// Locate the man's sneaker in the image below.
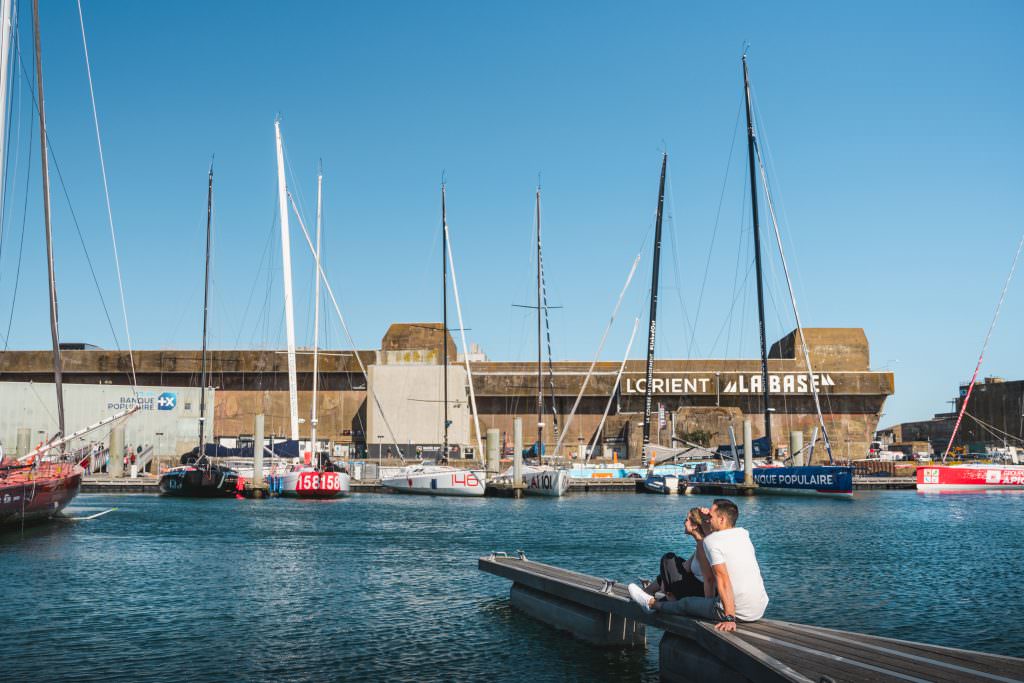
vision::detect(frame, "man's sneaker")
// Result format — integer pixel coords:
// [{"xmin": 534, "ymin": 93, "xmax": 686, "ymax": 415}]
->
[
  {"xmin": 654, "ymin": 591, "xmax": 666, "ymax": 600},
  {"xmin": 627, "ymin": 583, "xmax": 654, "ymax": 614}
]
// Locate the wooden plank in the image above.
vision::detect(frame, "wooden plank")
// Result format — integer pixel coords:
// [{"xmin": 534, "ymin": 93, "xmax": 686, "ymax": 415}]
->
[{"xmin": 746, "ymin": 621, "xmax": 970, "ymax": 683}]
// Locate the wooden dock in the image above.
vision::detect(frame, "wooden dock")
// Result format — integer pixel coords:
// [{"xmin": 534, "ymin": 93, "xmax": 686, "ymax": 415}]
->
[{"xmin": 479, "ymin": 553, "xmax": 1022, "ymax": 682}]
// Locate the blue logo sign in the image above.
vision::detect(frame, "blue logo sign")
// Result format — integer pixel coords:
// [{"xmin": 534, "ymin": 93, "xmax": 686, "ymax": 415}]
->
[{"xmin": 157, "ymin": 392, "xmax": 177, "ymax": 411}]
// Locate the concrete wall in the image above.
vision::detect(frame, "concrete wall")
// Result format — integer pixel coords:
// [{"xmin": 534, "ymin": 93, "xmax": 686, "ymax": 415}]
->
[
  {"xmin": 0, "ymin": 382, "xmax": 210, "ymax": 459},
  {"xmin": 366, "ymin": 364, "xmax": 471, "ymax": 456}
]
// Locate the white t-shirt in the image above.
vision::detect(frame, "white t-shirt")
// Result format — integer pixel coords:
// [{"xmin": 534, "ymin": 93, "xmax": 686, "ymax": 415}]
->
[
  {"xmin": 688, "ymin": 548, "xmax": 705, "ymax": 582},
  {"xmin": 702, "ymin": 527, "xmax": 769, "ymax": 621}
]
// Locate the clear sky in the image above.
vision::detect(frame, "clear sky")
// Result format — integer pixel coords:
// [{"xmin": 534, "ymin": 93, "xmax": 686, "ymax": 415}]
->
[{"xmin": 0, "ymin": 0, "xmax": 1021, "ymax": 428}]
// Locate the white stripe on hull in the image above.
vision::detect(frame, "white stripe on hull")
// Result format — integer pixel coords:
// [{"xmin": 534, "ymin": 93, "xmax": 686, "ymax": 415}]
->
[{"xmin": 916, "ymin": 483, "xmax": 1024, "ymax": 492}]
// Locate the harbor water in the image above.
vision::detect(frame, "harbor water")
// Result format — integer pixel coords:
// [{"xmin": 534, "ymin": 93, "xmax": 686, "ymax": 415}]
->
[{"xmin": 2, "ymin": 490, "xmax": 1022, "ymax": 681}]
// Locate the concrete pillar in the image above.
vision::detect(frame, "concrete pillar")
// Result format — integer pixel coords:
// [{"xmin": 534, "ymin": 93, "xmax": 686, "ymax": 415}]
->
[
  {"xmin": 16, "ymin": 427, "xmax": 30, "ymax": 458},
  {"xmin": 512, "ymin": 417, "xmax": 523, "ymax": 488},
  {"xmin": 253, "ymin": 414, "xmax": 265, "ymax": 486},
  {"xmin": 660, "ymin": 633, "xmax": 748, "ymax": 683},
  {"xmin": 486, "ymin": 428, "xmax": 500, "ymax": 476},
  {"xmin": 742, "ymin": 420, "xmax": 753, "ymax": 486},
  {"xmin": 509, "ymin": 583, "xmax": 645, "ymax": 647},
  {"xmin": 109, "ymin": 425, "xmax": 125, "ymax": 478},
  {"xmin": 790, "ymin": 430, "xmax": 804, "ymax": 467}
]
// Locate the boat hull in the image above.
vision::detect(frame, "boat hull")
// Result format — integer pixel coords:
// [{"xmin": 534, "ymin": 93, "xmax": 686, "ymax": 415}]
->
[
  {"xmin": 382, "ymin": 469, "xmax": 485, "ymax": 496},
  {"xmin": 272, "ymin": 470, "xmax": 351, "ymax": 498},
  {"xmin": 916, "ymin": 465, "xmax": 1024, "ymax": 492},
  {"xmin": 159, "ymin": 466, "xmax": 242, "ymax": 498},
  {"xmin": 0, "ymin": 464, "xmax": 83, "ymax": 526},
  {"xmin": 688, "ymin": 465, "xmax": 854, "ymax": 497},
  {"xmin": 522, "ymin": 468, "xmax": 571, "ymax": 497},
  {"xmin": 641, "ymin": 474, "xmax": 678, "ymax": 494}
]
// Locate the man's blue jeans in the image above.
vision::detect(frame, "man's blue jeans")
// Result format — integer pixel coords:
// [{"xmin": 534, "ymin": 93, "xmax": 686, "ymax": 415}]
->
[{"xmin": 656, "ymin": 595, "xmax": 725, "ymax": 621}]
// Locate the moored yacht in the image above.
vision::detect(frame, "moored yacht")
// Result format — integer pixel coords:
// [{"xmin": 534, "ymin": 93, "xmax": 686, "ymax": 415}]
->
[{"xmin": 381, "ymin": 461, "xmax": 485, "ymax": 496}]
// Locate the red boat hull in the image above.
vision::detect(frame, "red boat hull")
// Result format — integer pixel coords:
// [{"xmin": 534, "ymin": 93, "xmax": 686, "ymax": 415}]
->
[
  {"xmin": 0, "ymin": 463, "xmax": 83, "ymax": 526},
  {"xmin": 916, "ymin": 465, "xmax": 1024, "ymax": 492}
]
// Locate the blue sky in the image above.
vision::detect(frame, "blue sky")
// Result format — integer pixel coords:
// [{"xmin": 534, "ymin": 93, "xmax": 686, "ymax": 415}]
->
[{"xmin": 0, "ymin": 0, "xmax": 1021, "ymax": 427}]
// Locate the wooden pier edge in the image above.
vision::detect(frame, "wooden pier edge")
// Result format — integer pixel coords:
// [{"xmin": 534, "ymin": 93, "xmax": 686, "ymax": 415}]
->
[{"xmin": 478, "ymin": 553, "xmax": 1024, "ymax": 683}]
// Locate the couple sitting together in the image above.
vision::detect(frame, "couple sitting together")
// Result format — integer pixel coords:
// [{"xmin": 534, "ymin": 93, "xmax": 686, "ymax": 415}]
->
[{"xmin": 627, "ymin": 498, "xmax": 768, "ymax": 632}]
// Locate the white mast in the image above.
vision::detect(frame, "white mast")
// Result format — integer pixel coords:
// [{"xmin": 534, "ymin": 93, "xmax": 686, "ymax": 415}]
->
[
  {"xmin": 0, "ymin": 0, "xmax": 13, "ymax": 205},
  {"xmin": 311, "ymin": 163, "xmax": 323, "ymax": 469},
  {"xmin": 274, "ymin": 118, "xmax": 300, "ymax": 441}
]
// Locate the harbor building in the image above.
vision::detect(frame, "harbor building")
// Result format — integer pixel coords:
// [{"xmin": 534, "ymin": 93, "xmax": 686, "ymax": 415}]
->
[
  {"xmin": 951, "ymin": 376, "xmax": 1024, "ymax": 450},
  {"xmin": 0, "ymin": 324, "xmax": 893, "ymax": 467}
]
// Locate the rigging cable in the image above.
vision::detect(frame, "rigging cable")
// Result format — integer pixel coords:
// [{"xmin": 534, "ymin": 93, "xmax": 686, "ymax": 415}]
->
[
  {"xmin": 288, "ymin": 191, "xmax": 406, "ymax": 458},
  {"xmin": 754, "ymin": 139, "xmax": 833, "ymax": 462},
  {"xmin": 552, "ymin": 247, "xmax": 643, "ymax": 457},
  {"xmin": 76, "ymin": 0, "xmax": 136, "ymax": 387}
]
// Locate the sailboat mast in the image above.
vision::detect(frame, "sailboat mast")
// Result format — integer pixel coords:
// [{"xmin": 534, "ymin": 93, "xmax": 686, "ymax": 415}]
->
[
  {"xmin": 0, "ymin": 0, "xmax": 13, "ymax": 213},
  {"xmin": 743, "ymin": 55, "xmax": 773, "ymax": 458},
  {"xmin": 311, "ymin": 164, "xmax": 323, "ymax": 470},
  {"xmin": 32, "ymin": 0, "xmax": 64, "ymax": 441},
  {"xmin": 274, "ymin": 119, "xmax": 300, "ymax": 441},
  {"xmin": 535, "ymin": 187, "xmax": 543, "ymax": 457},
  {"xmin": 641, "ymin": 153, "xmax": 667, "ymax": 466},
  {"xmin": 441, "ymin": 184, "xmax": 449, "ymax": 462},
  {"xmin": 197, "ymin": 164, "xmax": 213, "ymax": 458}
]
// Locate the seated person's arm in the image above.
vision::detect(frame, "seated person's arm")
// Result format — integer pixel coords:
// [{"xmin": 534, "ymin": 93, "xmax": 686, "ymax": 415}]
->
[
  {"xmin": 712, "ymin": 562, "xmax": 737, "ymax": 631},
  {"xmin": 695, "ymin": 543, "xmax": 715, "ymax": 598}
]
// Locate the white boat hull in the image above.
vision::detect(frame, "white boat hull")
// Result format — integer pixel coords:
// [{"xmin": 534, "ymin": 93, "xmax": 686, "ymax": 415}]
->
[
  {"xmin": 521, "ymin": 468, "xmax": 571, "ymax": 497},
  {"xmin": 382, "ymin": 467, "xmax": 486, "ymax": 497}
]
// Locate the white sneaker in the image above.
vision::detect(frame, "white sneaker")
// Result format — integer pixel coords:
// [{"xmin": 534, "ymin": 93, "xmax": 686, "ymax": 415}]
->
[
  {"xmin": 627, "ymin": 583, "xmax": 655, "ymax": 614},
  {"xmin": 654, "ymin": 591, "xmax": 666, "ymax": 600}
]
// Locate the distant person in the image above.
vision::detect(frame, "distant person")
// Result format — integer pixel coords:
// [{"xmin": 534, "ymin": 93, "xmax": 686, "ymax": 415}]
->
[
  {"xmin": 628, "ymin": 499, "xmax": 768, "ymax": 632},
  {"xmin": 641, "ymin": 508, "xmax": 713, "ymax": 601}
]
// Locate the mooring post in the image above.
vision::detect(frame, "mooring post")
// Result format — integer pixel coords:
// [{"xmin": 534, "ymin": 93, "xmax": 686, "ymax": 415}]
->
[
  {"xmin": 486, "ymin": 428, "xmax": 500, "ymax": 476},
  {"xmin": 109, "ymin": 425, "xmax": 125, "ymax": 478},
  {"xmin": 513, "ymin": 417, "xmax": 524, "ymax": 497},
  {"xmin": 253, "ymin": 413, "xmax": 265, "ymax": 489},
  {"xmin": 742, "ymin": 419, "xmax": 753, "ymax": 485},
  {"xmin": 790, "ymin": 429, "xmax": 804, "ymax": 467}
]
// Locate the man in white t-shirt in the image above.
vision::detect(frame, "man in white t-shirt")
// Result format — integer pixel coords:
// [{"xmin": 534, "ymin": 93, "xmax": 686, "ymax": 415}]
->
[{"xmin": 627, "ymin": 498, "xmax": 768, "ymax": 632}]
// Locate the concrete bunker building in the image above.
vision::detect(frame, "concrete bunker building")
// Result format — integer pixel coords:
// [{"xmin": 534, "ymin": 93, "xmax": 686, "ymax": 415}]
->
[{"xmin": 0, "ymin": 324, "xmax": 893, "ymax": 466}]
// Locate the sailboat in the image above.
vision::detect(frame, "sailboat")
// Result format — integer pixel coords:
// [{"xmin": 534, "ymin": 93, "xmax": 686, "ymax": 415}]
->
[
  {"xmin": 917, "ymin": 235, "xmax": 1024, "ymax": 493},
  {"xmin": 686, "ymin": 55, "xmax": 854, "ymax": 498},
  {"xmin": 634, "ymin": 153, "xmax": 678, "ymax": 495},
  {"xmin": 269, "ymin": 159, "xmax": 350, "ymax": 498},
  {"xmin": 159, "ymin": 165, "xmax": 242, "ymax": 498},
  {"xmin": 381, "ymin": 184, "xmax": 485, "ymax": 496},
  {"xmin": 2, "ymin": 0, "xmax": 139, "ymax": 523},
  {"xmin": 505, "ymin": 186, "xmax": 571, "ymax": 497}
]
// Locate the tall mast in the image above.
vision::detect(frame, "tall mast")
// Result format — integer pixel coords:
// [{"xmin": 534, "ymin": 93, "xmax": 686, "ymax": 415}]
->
[
  {"xmin": 311, "ymin": 163, "xmax": 323, "ymax": 469},
  {"xmin": 274, "ymin": 119, "xmax": 300, "ymax": 441},
  {"xmin": 0, "ymin": 0, "xmax": 13, "ymax": 213},
  {"xmin": 441, "ymin": 184, "xmax": 449, "ymax": 462},
  {"xmin": 535, "ymin": 187, "xmax": 543, "ymax": 457},
  {"xmin": 641, "ymin": 153, "xmax": 667, "ymax": 466},
  {"xmin": 32, "ymin": 0, "xmax": 64, "ymax": 441},
  {"xmin": 743, "ymin": 55, "xmax": 772, "ymax": 458},
  {"xmin": 197, "ymin": 163, "xmax": 213, "ymax": 459}
]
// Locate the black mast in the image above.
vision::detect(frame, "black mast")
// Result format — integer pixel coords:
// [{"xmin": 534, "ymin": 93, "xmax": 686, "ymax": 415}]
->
[
  {"xmin": 743, "ymin": 54, "xmax": 773, "ymax": 458},
  {"xmin": 441, "ymin": 184, "xmax": 449, "ymax": 463},
  {"xmin": 33, "ymin": 0, "xmax": 64, "ymax": 443},
  {"xmin": 641, "ymin": 153, "xmax": 668, "ymax": 466},
  {"xmin": 198, "ymin": 163, "xmax": 213, "ymax": 463},
  {"xmin": 535, "ymin": 187, "xmax": 543, "ymax": 458}
]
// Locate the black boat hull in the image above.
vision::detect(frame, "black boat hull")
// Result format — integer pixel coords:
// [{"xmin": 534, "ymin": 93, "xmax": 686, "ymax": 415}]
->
[{"xmin": 159, "ymin": 466, "xmax": 241, "ymax": 498}]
